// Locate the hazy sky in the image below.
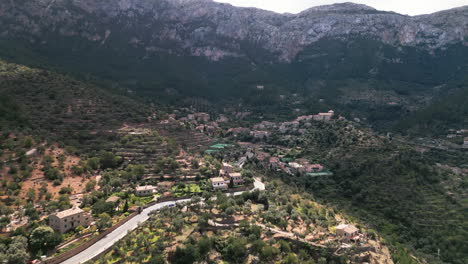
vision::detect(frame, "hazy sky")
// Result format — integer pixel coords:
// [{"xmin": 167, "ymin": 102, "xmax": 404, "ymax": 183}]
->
[{"xmin": 214, "ymin": 0, "xmax": 468, "ymax": 15}]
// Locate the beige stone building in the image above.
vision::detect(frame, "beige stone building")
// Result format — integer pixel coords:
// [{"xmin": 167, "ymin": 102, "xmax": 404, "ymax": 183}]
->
[
  {"xmin": 106, "ymin": 195, "xmax": 120, "ymax": 204},
  {"xmin": 49, "ymin": 207, "xmax": 91, "ymax": 233},
  {"xmin": 229, "ymin": 172, "xmax": 244, "ymax": 186},
  {"xmin": 222, "ymin": 162, "xmax": 234, "ymax": 173},
  {"xmin": 336, "ymin": 224, "xmax": 359, "ymax": 242},
  {"xmin": 313, "ymin": 110, "xmax": 335, "ymax": 121},
  {"xmin": 135, "ymin": 185, "xmax": 157, "ymax": 197},
  {"xmin": 211, "ymin": 177, "xmax": 228, "ymax": 190}
]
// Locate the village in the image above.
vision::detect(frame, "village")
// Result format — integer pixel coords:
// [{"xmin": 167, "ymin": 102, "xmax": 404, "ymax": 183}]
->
[{"xmin": 0, "ymin": 108, "xmax": 394, "ymax": 264}]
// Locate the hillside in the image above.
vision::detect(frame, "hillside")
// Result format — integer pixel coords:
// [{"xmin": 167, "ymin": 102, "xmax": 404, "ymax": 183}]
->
[
  {"xmin": 255, "ymin": 119, "xmax": 468, "ymax": 264},
  {"xmin": 394, "ymin": 82, "xmax": 468, "ymax": 135},
  {"xmin": 0, "ymin": 1, "xmax": 466, "ymax": 264},
  {"xmin": 91, "ymin": 178, "xmax": 395, "ymax": 264},
  {"xmin": 0, "ymin": 59, "xmax": 152, "ymax": 149},
  {"xmin": 0, "ymin": 0, "xmax": 466, "ymax": 133}
]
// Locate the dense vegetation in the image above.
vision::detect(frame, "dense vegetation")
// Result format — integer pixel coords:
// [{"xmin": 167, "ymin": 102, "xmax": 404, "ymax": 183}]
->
[
  {"xmin": 394, "ymin": 81, "xmax": 468, "ymax": 135},
  {"xmin": 91, "ymin": 178, "xmax": 385, "ymax": 264},
  {"xmin": 0, "ymin": 13, "xmax": 466, "ymax": 263},
  {"xmin": 0, "ymin": 36, "xmax": 467, "ymax": 135},
  {"xmin": 267, "ymin": 120, "xmax": 467, "ymax": 264},
  {"xmin": 0, "ymin": 59, "xmax": 151, "ymax": 137}
]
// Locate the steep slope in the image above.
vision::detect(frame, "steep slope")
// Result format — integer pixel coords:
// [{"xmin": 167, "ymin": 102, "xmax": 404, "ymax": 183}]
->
[
  {"xmin": 265, "ymin": 120, "xmax": 468, "ymax": 263},
  {"xmin": 394, "ymin": 81, "xmax": 468, "ymax": 135},
  {"xmin": 0, "ymin": 1, "xmax": 466, "ymax": 85},
  {"xmin": 1, "ymin": 0, "xmax": 466, "ymax": 61},
  {"xmin": 0, "ymin": 0, "xmax": 466, "ymax": 131},
  {"xmin": 0, "ymin": 59, "xmax": 151, "ymax": 139}
]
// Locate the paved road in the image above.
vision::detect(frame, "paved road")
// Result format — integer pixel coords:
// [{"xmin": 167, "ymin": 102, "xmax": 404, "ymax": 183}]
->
[{"xmin": 61, "ymin": 179, "xmax": 265, "ymax": 264}]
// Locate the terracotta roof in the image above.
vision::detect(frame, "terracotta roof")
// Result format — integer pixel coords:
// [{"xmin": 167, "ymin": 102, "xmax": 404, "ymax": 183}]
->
[
  {"xmin": 289, "ymin": 162, "xmax": 303, "ymax": 169},
  {"xmin": 269, "ymin": 157, "xmax": 280, "ymax": 163},
  {"xmin": 223, "ymin": 162, "xmax": 233, "ymax": 168},
  {"xmin": 106, "ymin": 196, "xmax": 120, "ymax": 203},
  {"xmin": 255, "ymin": 151, "xmax": 271, "ymax": 161},
  {"xmin": 136, "ymin": 185, "xmax": 156, "ymax": 191},
  {"xmin": 211, "ymin": 177, "xmax": 226, "ymax": 183},
  {"xmin": 336, "ymin": 224, "xmax": 358, "ymax": 234},
  {"xmin": 54, "ymin": 207, "xmax": 83, "ymax": 218}
]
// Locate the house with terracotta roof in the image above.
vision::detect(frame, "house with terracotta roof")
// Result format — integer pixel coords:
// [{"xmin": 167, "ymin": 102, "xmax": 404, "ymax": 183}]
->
[
  {"xmin": 304, "ymin": 164, "xmax": 324, "ymax": 173},
  {"xmin": 269, "ymin": 157, "xmax": 280, "ymax": 170},
  {"xmin": 250, "ymin": 130, "xmax": 270, "ymax": 139},
  {"xmin": 336, "ymin": 224, "xmax": 360, "ymax": 242},
  {"xmin": 253, "ymin": 121, "xmax": 276, "ymax": 130},
  {"xmin": 222, "ymin": 162, "xmax": 234, "ymax": 173},
  {"xmin": 227, "ymin": 127, "xmax": 251, "ymax": 137},
  {"xmin": 288, "ymin": 162, "xmax": 304, "ymax": 173},
  {"xmin": 228, "ymin": 172, "xmax": 244, "ymax": 186},
  {"xmin": 105, "ymin": 196, "xmax": 120, "ymax": 204},
  {"xmin": 135, "ymin": 185, "xmax": 157, "ymax": 197},
  {"xmin": 211, "ymin": 177, "xmax": 228, "ymax": 190},
  {"xmin": 313, "ymin": 110, "xmax": 335, "ymax": 121},
  {"xmin": 194, "ymin": 112, "xmax": 210, "ymax": 122},
  {"xmin": 49, "ymin": 207, "xmax": 91, "ymax": 233}
]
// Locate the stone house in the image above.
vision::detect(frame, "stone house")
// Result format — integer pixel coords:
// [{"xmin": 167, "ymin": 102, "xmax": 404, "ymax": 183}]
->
[
  {"xmin": 253, "ymin": 121, "xmax": 276, "ymax": 130},
  {"xmin": 105, "ymin": 196, "xmax": 120, "ymax": 204},
  {"xmin": 295, "ymin": 115, "xmax": 315, "ymax": 122},
  {"xmin": 255, "ymin": 151, "xmax": 271, "ymax": 167},
  {"xmin": 49, "ymin": 207, "xmax": 91, "ymax": 233},
  {"xmin": 336, "ymin": 224, "xmax": 359, "ymax": 242},
  {"xmin": 228, "ymin": 172, "xmax": 244, "ymax": 186},
  {"xmin": 288, "ymin": 162, "xmax": 304, "ymax": 173},
  {"xmin": 269, "ymin": 157, "xmax": 280, "ymax": 170},
  {"xmin": 313, "ymin": 110, "xmax": 335, "ymax": 121},
  {"xmin": 250, "ymin": 130, "xmax": 270, "ymax": 139},
  {"xmin": 135, "ymin": 185, "xmax": 157, "ymax": 197},
  {"xmin": 304, "ymin": 164, "xmax": 324, "ymax": 173},
  {"xmin": 227, "ymin": 127, "xmax": 250, "ymax": 137},
  {"xmin": 222, "ymin": 162, "xmax": 234, "ymax": 173},
  {"xmin": 194, "ymin": 112, "xmax": 210, "ymax": 122},
  {"xmin": 211, "ymin": 177, "xmax": 228, "ymax": 190}
]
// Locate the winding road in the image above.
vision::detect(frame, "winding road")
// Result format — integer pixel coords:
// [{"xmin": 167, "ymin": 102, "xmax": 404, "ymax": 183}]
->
[{"xmin": 61, "ymin": 179, "xmax": 265, "ymax": 264}]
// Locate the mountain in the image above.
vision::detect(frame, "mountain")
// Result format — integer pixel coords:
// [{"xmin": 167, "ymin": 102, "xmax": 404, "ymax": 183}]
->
[
  {"xmin": 0, "ymin": 0, "xmax": 467, "ymax": 131},
  {"xmin": 1, "ymin": 0, "xmax": 466, "ymax": 61}
]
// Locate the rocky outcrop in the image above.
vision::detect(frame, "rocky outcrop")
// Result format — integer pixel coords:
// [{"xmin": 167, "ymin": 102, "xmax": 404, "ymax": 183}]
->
[{"xmin": 0, "ymin": 0, "xmax": 466, "ymax": 62}]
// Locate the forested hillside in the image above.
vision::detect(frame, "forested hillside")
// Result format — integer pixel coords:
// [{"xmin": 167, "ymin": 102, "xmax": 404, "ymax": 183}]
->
[
  {"xmin": 0, "ymin": 60, "xmax": 151, "ymax": 138},
  {"xmin": 394, "ymin": 81, "xmax": 468, "ymax": 135},
  {"xmin": 268, "ymin": 120, "xmax": 468, "ymax": 264}
]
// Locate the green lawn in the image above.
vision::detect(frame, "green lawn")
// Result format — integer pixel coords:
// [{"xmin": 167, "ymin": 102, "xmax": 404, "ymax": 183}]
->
[{"xmin": 171, "ymin": 183, "xmax": 202, "ymax": 197}]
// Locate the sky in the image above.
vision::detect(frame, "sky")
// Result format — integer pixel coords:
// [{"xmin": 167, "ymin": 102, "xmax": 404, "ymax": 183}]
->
[{"xmin": 214, "ymin": 0, "xmax": 468, "ymax": 16}]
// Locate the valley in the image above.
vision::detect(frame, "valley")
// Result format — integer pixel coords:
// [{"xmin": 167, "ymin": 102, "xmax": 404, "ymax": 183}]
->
[{"xmin": 0, "ymin": 1, "xmax": 467, "ymax": 264}]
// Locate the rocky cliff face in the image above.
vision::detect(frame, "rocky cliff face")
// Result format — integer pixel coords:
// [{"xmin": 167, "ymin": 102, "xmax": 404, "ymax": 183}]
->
[{"xmin": 1, "ymin": 0, "xmax": 466, "ymax": 62}]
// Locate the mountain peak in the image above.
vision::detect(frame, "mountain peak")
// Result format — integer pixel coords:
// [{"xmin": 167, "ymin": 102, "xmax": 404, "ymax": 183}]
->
[{"xmin": 300, "ymin": 2, "xmax": 378, "ymax": 14}]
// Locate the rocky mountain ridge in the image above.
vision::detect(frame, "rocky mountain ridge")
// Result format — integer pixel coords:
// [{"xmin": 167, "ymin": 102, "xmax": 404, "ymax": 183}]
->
[{"xmin": 1, "ymin": 0, "xmax": 466, "ymax": 61}]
